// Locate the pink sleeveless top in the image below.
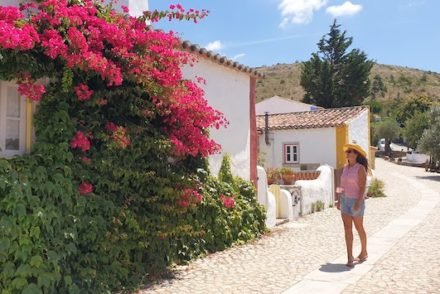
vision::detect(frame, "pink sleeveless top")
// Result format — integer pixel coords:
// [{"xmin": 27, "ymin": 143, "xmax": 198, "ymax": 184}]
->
[{"xmin": 340, "ymin": 163, "xmax": 364, "ymax": 199}]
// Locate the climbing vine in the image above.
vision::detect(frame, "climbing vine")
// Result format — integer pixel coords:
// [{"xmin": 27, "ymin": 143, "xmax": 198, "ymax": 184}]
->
[{"xmin": 0, "ymin": 1, "xmax": 265, "ymax": 292}]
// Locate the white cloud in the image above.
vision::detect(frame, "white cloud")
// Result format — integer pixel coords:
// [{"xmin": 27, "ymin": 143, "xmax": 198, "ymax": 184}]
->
[
  {"xmin": 232, "ymin": 53, "xmax": 246, "ymax": 61},
  {"xmin": 205, "ymin": 40, "xmax": 223, "ymax": 51},
  {"xmin": 326, "ymin": 1, "xmax": 362, "ymax": 17},
  {"xmin": 278, "ymin": 0, "xmax": 328, "ymax": 27}
]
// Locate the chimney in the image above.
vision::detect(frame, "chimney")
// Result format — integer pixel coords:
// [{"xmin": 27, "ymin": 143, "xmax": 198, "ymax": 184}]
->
[{"xmin": 264, "ymin": 112, "xmax": 270, "ymax": 145}]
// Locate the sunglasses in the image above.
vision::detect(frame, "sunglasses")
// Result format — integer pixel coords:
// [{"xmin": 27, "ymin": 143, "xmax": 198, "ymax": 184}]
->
[{"xmin": 345, "ymin": 149, "xmax": 357, "ymax": 154}]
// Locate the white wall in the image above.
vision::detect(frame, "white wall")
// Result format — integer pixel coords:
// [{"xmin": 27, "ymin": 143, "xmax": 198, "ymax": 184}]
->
[
  {"xmin": 0, "ymin": 0, "xmax": 149, "ymax": 16},
  {"xmin": 0, "ymin": 0, "xmax": 21, "ymax": 6},
  {"xmin": 259, "ymin": 128, "xmax": 336, "ymax": 169},
  {"xmin": 347, "ymin": 109, "xmax": 369, "ymax": 161},
  {"xmin": 107, "ymin": 0, "xmax": 149, "ymax": 16},
  {"xmin": 256, "ymin": 96, "xmax": 315, "ymax": 115},
  {"xmin": 295, "ymin": 165, "xmax": 335, "ymax": 215},
  {"xmin": 181, "ymin": 58, "xmax": 251, "ymax": 180}
]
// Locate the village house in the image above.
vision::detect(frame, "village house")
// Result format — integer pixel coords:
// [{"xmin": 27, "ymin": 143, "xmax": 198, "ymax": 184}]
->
[
  {"xmin": 256, "ymin": 95, "xmax": 322, "ymax": 115},
  {"xmin": 257, "ymin": 106, "xmax": 371, "ymax": 171}
]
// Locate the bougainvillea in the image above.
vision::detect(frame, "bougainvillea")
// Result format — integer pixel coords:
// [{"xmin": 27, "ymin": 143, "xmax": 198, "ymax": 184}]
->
[
  {"xmin": 74, "ymin": 83, "xmax": 94, "ymax": 101},
  {"xmin": 220, "ymin": 194, "xmax": 236, "ymax": 209},
  {"xmin": 0, "ymin": 1, "xmax": 265, "ymax": 293},
  {"xmin": 17, "ymin": 73, "xmax": 46, "ymax": 101},
  {"xmin": 70, "ymin": 130, "xmax": 91, "ymax": 152},
  {"xmin": 78, "ymin": 181, "xmax": 93, "ymax": 195},
  {"xmin": 177, "ymin": 188, "xmax": 203, "ymax": 207},
  {"xmin": 0, "ymin": 1, "xmax": 225, "ymax": 157}
]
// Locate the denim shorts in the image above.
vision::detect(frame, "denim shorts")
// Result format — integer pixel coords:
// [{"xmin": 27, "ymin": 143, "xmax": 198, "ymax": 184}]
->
[{"xmin": 341, "ymin": 196, "xmax": 365, "ymax": 217}]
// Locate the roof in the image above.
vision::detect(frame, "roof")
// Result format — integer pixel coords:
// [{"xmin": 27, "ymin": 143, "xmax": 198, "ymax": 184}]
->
[
  {"xmin": 181, "ymin": 40, "xmax": 263, "ymax": 78},
  {"xmin": 257, "ymin": 106, "xmax": 368, "ymax": 131},
  {"xmin": 256, "ymin": 95, "xmax": 323, "ymax": 115}
]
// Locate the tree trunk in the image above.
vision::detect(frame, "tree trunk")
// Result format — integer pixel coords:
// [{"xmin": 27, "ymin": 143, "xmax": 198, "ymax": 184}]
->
[{"xmin": 385, "ymin": 138, "xmax": 392, "ymax": 156}]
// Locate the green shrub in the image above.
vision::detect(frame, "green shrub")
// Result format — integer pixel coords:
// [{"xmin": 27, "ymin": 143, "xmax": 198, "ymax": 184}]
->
[
  {"xmin": 368, "ymin": 178, "xmax": 386, "ymax": 198},
  {"xmin": 315, "ymin": 201, "xmax": 325, "ymax": 212},
  {"xmin": 0, "ymin": 3, "xmax": 266, "ymax": 293}
]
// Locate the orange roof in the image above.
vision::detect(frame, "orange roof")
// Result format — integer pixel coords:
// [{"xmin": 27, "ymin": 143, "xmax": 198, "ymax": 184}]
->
[
  {"xmin": 257, "ymin": 106, "xmax": 368, "ymax": 131},
  {"xmin": 181, "ymin": 40, "xmax": 263, "ymax": 78}
]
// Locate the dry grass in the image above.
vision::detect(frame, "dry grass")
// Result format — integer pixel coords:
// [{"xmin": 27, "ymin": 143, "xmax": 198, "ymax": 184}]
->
[{"xmin": 255, "ymin": 63, "xmax": 440, "ymax": 103}]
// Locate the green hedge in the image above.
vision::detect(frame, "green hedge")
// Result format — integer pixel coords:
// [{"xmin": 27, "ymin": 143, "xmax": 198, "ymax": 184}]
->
[{"xmin": 0, "ymin": 89, "xmax": 266, "ymax": 292}]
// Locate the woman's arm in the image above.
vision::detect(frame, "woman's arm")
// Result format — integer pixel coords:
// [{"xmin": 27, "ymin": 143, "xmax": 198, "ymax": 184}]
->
[
  {"xmin": 354, "ymin": 166, "xmax": 367, "ymax": 211},
  {"xmin": 357, "ymin": 166, "xmax": 367, "ymax": 199}
]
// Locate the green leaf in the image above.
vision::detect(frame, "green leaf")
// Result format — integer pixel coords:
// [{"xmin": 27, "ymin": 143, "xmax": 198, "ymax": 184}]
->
[
  {"xmin": 30, "ymin": 226, "xmax": 41, "ymax": 239},
  {"xmin": 22, "ymin": 283, "xmax": 43, "ymax": 294},
  {"xmin": 37, "ymin": 273, "xmax": 52, "ymax": 289},
  {"xmin": 0, "ymin": 238, "xmax": 11, "ymax": 251},
  {"xmin": 30, "ymin": 255, "xmax": 43, "ymax": 268},
  {"xmin": 11, "ymin": 277, "xmax": 27, "ymax": 290},
  {"xmin": 14, "ymin": 203, "xmax": 26, "ymax": 217},
  {"xmin": 46, "ymin": 250, "xmax": 58, "ymax": 262}
]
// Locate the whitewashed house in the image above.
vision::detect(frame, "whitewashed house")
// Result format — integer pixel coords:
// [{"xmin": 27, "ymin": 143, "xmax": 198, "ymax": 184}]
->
[
  {"xmin": 0, "ymin": 0, "xmax": 262, "ymax": 183},
  {"xmin": 257, "ymin": 106, "xmax": 370, "ymax": 171},
  {"xmin": 256, "ymin": 95, "xmax": 322, "ymax": 115},
  {"xmin": 180, "ymin": 41, "xmax": 262, "ymax": 183}
]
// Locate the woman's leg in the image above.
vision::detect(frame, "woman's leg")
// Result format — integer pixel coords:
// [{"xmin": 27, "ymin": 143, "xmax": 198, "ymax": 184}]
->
[
  {"xmin": 353, "ymin": 216, "xmax": 368, "ymax": 260},
  {"xmin": 341, "ymin": 213, "xmax": 354, "ymax": 265}
]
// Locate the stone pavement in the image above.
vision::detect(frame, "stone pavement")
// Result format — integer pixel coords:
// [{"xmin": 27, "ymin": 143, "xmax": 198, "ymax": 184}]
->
[{"xmin": 141, "ymin": 159, "xmax": 440, "ymax": 293}]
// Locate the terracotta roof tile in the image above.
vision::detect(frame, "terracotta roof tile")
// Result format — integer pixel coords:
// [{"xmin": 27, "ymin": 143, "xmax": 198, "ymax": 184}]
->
[
  {"xmin": 181, "ymin": 40, "xmax": 264, "ymax": 78},
  {"xmin": 257, "ymin": 106, "xmax": 368, "ymax": 131}
]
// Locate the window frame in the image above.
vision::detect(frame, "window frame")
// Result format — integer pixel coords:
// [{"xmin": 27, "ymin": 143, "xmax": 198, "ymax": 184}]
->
[
  {"xmin": 283, "ymin": 143, "xmax": 300, "ymax": 164},
  {"xmin": 0, "ymin": 81, "xmax": 27, "ymax": 157}
]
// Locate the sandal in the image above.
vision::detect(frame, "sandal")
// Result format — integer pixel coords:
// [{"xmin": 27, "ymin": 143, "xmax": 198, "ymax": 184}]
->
[
  {"xmin": 346, "ymin": 259, "xmax": 355, "ymax": 267},
  {"xmin": 356, "ymin": 255, "xmax": 368, "ymax": 262}
]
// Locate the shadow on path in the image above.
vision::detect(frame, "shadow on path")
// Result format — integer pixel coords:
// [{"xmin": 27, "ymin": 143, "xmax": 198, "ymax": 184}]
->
[
  {"xmin": 319, "ymin": 263, "xmax": 353, "ymax": 273},
  {"xmin": 416, "ymin": 175, "xmax": 440, "ymax": 182}
]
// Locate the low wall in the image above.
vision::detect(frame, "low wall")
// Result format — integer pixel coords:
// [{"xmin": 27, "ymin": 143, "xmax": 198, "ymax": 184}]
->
[{"xmin": 294, "ymin": 165, "xmax": 335, "ymax": 215}]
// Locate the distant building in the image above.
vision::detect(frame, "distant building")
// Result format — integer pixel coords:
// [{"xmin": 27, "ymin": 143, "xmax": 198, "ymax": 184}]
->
[
  {"xmin": 257, "ymin": 106, "xmax": 370, "ymax": 171},
  {"xmin": 256, "ymin": 95, "xmax": 322, "ymax": 116}
]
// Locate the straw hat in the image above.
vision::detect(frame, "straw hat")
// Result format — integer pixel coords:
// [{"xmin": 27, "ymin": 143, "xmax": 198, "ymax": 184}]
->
[{"xmin": 343, "ymin": 143, "xmax": 367, "ymax": 158}]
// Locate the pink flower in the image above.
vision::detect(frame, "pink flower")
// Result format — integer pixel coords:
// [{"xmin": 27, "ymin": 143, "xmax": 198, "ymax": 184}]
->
[
  {"xmin": 78, "ymin": 182, "xmax": 93, "ymax": 195},
  {"xmin": 177, "ymin": 188, "xmax": 203, "ymax": 207},
  {"xmin": 17, "ymin": 77, "xmax": 46, "ymax": 101},
  {"xmin": 105, "ymin": 122, "xmax": 117, "ymax": 132},
  {"xmin": 81, "ymin": 156, "xmax": 92, "ymax": 165},
  {"xmin": 67, "ymin": 27, "xmax": 88, "ymax": 52},
  {"xmin": 220, "ymin": 195, "xmax": 236, "ymax": 209},
  {"xmin": 121, "ymin": 5, "xmax": 129, "ymax": 13},
  {"xmin": 70, "ymin": 131, "xmax": 91, "ymax": 152},
  {"xmin": 74, "ymin": 84, "xmax": 94, "ymax": 101}
]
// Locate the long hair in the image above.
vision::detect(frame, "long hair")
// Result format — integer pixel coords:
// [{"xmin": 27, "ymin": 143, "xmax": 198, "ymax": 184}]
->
[{"xmin": 356, "ymin": 153, "xmax": 368, "ymax": 172}]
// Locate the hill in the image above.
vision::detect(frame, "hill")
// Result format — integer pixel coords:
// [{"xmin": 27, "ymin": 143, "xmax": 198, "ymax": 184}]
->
[{"xmin": 255, "ymin": 63, "xmax": 440, "ymax": 103}]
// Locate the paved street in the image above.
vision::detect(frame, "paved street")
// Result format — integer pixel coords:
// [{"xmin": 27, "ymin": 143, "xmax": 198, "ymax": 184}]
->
[{"xmin": 141, "ymin": 159, "xmax": 440, "ymax": 293}]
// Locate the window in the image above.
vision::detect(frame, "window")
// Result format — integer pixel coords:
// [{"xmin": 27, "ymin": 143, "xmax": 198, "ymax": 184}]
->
[
  {"xmin": 284, "ymin": 143, "xmax": 299, "ymax": 164},
  {"xmin": 0, "ymin": 82, "xmax": 26, "ymax": 156}
]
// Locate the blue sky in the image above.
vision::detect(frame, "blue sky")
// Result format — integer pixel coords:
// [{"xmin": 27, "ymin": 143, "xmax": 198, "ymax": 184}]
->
[{"xmin": 150, "ymin": 0, "xmax": 440, "ymax": 73}]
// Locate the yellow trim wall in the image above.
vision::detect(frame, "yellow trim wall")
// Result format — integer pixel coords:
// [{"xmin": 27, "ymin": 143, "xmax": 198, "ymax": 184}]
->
[
  {"xmin": 335, "ymin": 125, "xmax": 348, "ymax": 169},
  {"xmin": 25, "ymin": 100, "xmax": 33, "ymax": 153}
]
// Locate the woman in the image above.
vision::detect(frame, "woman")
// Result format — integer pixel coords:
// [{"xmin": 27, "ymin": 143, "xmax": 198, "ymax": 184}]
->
[{"xmin": 336, "ymin": 143, "xmax": 368, "ymax": 267}]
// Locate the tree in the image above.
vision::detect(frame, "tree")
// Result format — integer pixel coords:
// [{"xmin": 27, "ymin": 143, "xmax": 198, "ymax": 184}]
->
[
  {"xmin": 419, "ymin": 108, "xmax": 440, "ymax": 161},
  {"xmin": 370, "ymin": 74, "xmax": 387, "ymax": 99},
  {"xmin": 394, "ymin": 95, "xmax": 432, "ymax": 126},
  {"xmin": 403, "ymin": 111, "xmax": 430, "ymax": 150},
  {"xmin": 300, "ymin": 20, "xmax": 373, "ymax": 108},
  {"xmin": 375, "ymin": 119, "xmax": 401, "ymax": 155}
]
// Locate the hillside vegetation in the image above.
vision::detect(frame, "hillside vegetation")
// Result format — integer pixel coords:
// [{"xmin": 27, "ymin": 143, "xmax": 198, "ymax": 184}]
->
[{"xmin": 255, "ymin": 63, "xmax": 440, "ymax": 103}]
